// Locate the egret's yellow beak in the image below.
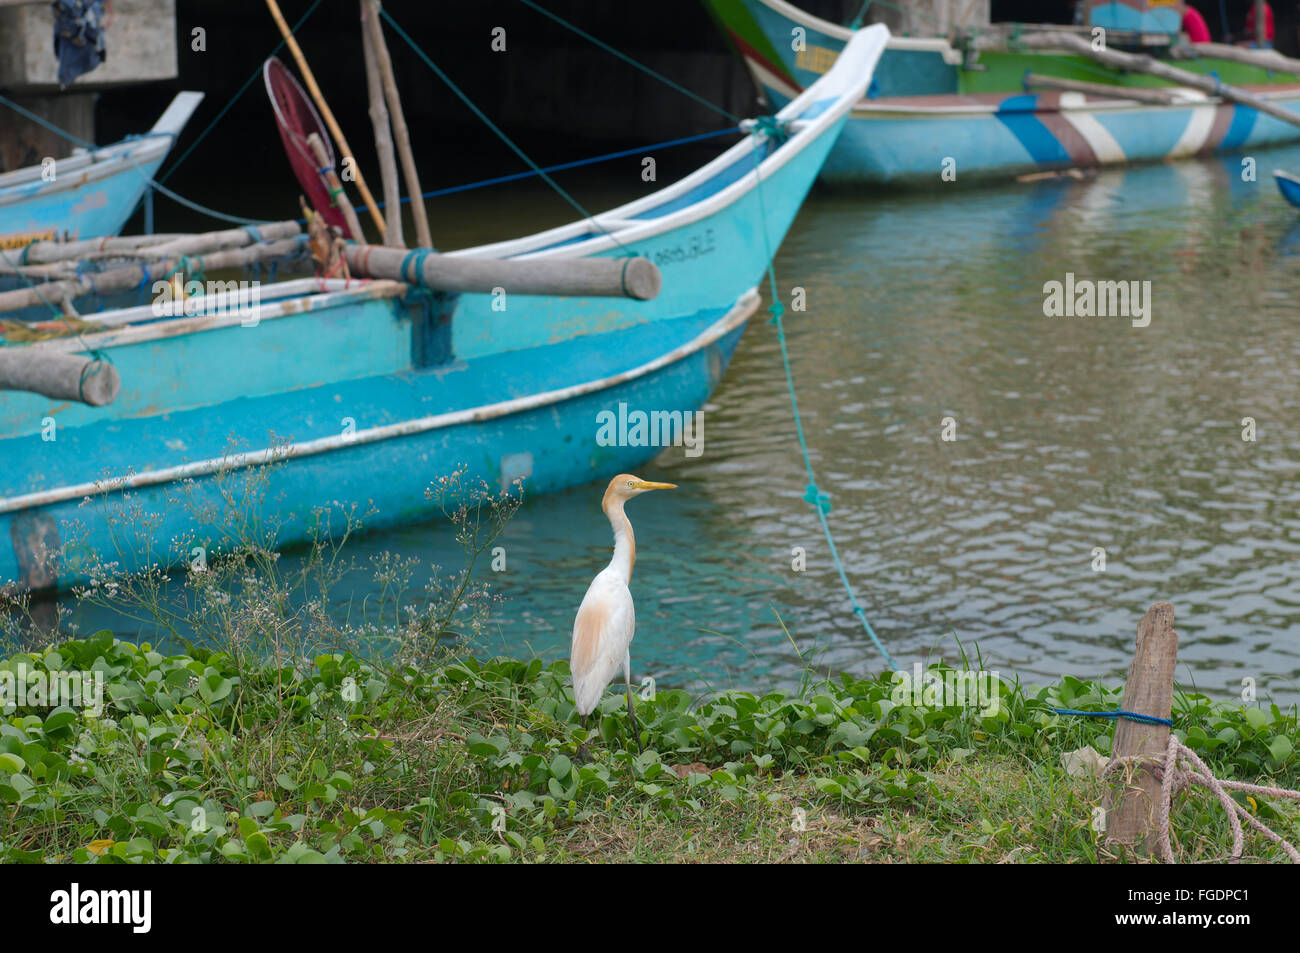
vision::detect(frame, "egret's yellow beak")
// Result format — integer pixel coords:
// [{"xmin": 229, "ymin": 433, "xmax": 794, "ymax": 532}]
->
[{"xmin": 632, "ymin": 481, "xmax": 677, "ymax": 490}]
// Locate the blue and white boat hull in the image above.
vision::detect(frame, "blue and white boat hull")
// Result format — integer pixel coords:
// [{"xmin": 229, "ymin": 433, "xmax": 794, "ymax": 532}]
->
[
  {"xmin": 0, "ymin": 92, "xmax": 203, "ymax": 250},
  {"xmin": 0, "ymin": 29, "xmax": 891, "ymax": 592}
]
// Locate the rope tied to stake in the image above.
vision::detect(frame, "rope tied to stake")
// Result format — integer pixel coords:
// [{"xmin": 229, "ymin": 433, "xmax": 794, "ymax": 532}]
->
[
  {"xmin": 1052, "ymin": 707, "xmax": 1174, "ymax": 727},
  {"xmin": 1106, "ymin": 734, "xmax": 1300, "ymax": 863}
]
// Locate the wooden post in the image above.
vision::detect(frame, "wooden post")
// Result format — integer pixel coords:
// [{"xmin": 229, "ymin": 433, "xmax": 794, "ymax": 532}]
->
[
  {"xmin": 363, "ymin": 0, "xmax": 434, "ymax": 250},
  {"xmin": 263, "ymin": 0, "xmax": 387, "ymax": 237},
  {"xmin": 307, "ymin": 132, "xmax": 365, "ymax": 242},
  {"xmin": 1105, "ymin": 602, "xmax": 1178, "ymax": 852},
  {"xmin": 360, "ymin": 0, "xmax": 405, "ymax": 248}
]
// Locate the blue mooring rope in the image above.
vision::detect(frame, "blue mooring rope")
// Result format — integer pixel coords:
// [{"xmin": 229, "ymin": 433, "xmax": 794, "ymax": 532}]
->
[
  {"xmin": 1052, "ymin": 708, "xmax": 1174, "ymax": 727},
  {"xmin": 745, "ymin": 130, "xmax": 898, "ymax": 673}
]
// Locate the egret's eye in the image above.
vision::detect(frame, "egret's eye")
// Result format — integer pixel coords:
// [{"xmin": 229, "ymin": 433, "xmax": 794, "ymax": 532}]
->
[{"xmin": 626, "ymin": 481, "xmax": 636, "ymax": 488}]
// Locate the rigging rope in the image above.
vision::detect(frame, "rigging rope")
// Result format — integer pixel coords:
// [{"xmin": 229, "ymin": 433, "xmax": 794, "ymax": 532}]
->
[
  {"xmin": 0, "ymin": 92, "xmax": 271, "ymax": 227},
  {"xmin": 156, "ymin": 0, "xmax": 325, "ymax": 185},
  {"xmin": 516, "ymin": 0, "xmax": 743, "ymax": 124},
  {"xmin": 743, "ymin": 126, "xmax": 898, "ymax": 672},
  {"xmin": 371, "ymin": 1, "xmax": 627, "ymax": 253}
]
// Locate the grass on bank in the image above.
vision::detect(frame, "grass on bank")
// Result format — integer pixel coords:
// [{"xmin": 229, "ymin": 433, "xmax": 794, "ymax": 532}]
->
[
  {"xmin": 0, "ymin": 642, "xmax": 1296, "ymax": 864},
  {"xmin": 0, "ymin": 466, "xmax": 1296, "ymax": 863}
]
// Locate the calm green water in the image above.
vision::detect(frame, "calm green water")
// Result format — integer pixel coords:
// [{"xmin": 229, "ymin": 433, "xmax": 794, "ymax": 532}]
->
[{"xmin": 67, "ymin": 146, "xmax": 1300, "ymax": 702}]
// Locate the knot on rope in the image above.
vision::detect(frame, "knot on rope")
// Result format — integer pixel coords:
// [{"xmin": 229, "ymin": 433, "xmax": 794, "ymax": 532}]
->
[
  {"xmin": 241, "ymin": 224, "xmax": 264, "ymax": 244},
  {"xmin": 749, "ymin": 115, "xmax": 789, "ymax": 143},
  {"xmin": 1104, "ymin": 734, "xmax": 1300, "ymax": 863},
  {"xmin": 78, "ymin": 355, "xmax": 112, "ymax": 405},
  {"xmin": 768, "ymin": 299, "xmax": 785, "ymax": 324},
  {"xmin": 803, "ymin": 482, "xmax": 832, "ymax": 513},
  {"xmin": 400, "ymin": 248, "xmax": 433, "ymax": 287}
]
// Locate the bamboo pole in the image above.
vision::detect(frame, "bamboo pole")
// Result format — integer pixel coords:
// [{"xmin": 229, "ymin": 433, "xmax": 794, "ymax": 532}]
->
[
  {"xmin": 0, "ymin": 239, "xmax": 306, "ymax": 315},
  {"xmin": 307, "ymin": 133, "xmax": 365, "ymax": 242},
  {"xmin": 20, "ymin": 223, "xmax": 299, "ymax": 265},
  {"xmin": 12, "ymin": 235, "xmax": 189, "ymax": 264},
  {"xmin": 1105, "ymin": 602, "xmax": 1178, "ymax": 852},
  {"xmin": 1006, "ymin": 32, "xmax": 1300, "ymax": 132},
  {"xmin": 263, "ymin": 0, "xmax": 386, "ymax": 237},
  {"xmin": 140, "ymin": 221, "xmax": 302, "ymax": 260},
  {"xmin": 361, "ymin": 0, "xmax": 404, "ymax": 248},
  {"xmin": 1255, "ymin": 0, "xmax": 1267, "ymax": 48},
  {"xmin": 343, "ymin": 244, "xmax": 661, "ymax": 300},
  {"xmin": 363, "ymin": 0, "xmax": 433, "ymax": 250},
  {"xmin": 1169, "ymin": 42, "xmax": 1300, "ymax": 77},
  {"xmin": 1023, "ymin": 73, "xmax": 1186, "ymax": 106}
]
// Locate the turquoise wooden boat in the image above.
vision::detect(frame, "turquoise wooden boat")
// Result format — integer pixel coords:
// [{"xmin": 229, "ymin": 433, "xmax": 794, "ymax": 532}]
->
[
  {"xmin": 0, "ymin": 28, "xmax": 888, "ymax": 593},
  {"xmin": 1276, "ymin": 169, "xmax": 1300, "ymax": 208},
  {"xmin": 705, "ymin": 0, "xmax": 1300, "ymax": 187},
  {"xmin": 0, "ymin": 92, "xmax": 203, "ymax": 251}
]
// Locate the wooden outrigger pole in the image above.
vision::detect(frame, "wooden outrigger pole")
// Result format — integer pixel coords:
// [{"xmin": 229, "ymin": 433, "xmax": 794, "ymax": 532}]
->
[
  {"xmin": 1001, "ymin": 31, "xmax": 1300, "ymax": 134},
  {"xmin": 362, "ymin": 0, "xmax": 434, "ymax": 250},
  {"xmin": 360, "ymin": 0, "xmax": 405, "ymax": 247},
  {"xmin": 263, "ymin": 0, "xmax": 388, "ymax": 237}
]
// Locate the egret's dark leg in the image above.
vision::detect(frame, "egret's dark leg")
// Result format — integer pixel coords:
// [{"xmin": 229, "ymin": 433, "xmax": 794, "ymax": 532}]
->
[
  {"xmin": 625, "ymin": 679, "xmax": 644, "ymax": 754},
  {"xmin": 576, "ymin": 713, "xmax": 592, "ymax": 763}
]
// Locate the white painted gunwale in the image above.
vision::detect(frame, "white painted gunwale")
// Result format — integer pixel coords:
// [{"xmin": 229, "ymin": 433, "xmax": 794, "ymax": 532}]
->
[
  {"xmin": 0, "ymin": 136, "xmax": 172, "ymax": 208},
  {"xmin": 447, "ymin": 26, "xmax": 889, "ymax": 263},
  {"xmin": 0, "ymin": 92, "xmax": 203, "ymax": 205}
]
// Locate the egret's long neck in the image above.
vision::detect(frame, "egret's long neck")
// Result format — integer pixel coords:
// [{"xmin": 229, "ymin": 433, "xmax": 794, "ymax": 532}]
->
[{"xmin": 604, "ymin": 500, "xmax": 636, "ymax": 582}]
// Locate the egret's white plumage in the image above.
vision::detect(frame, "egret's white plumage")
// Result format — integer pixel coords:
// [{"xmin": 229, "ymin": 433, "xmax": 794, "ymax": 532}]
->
[{"xmin": 570, "ymin": 473, "xmax": 676, "ymax": 751}]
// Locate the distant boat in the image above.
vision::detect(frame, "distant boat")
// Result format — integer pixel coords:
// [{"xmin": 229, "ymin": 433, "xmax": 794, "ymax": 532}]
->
[
  {"xmin": 0, "ymin": 92, "xmax": 204, "ymax": 251},
  {"xmin": 0, "ymin": 28, "xmax": 890, "ymax": 593},
  {"xmin": 1276, "ymin": 169, "xmax": 1300, "ymax": 207},
  {"xmin": 704, "ymin": 0, "xmax": 1300, "ymax": 187}
]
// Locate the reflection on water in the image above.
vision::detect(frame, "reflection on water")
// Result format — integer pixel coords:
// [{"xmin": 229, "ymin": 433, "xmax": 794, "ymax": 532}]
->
[{"xmin": 65, "ymin": 145, "xmax": 1300, "ymax": 703}]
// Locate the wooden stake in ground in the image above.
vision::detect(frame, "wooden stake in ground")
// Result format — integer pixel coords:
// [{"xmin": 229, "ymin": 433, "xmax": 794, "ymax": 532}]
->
[
  {"xmin": 360, "ymin": 0, "xmax": 405, "ymax": 248},
  {"xmin": 263, "ymin": 0, "xmax": 387, "ymax": 237},
  {"xmin": 1105, "ymin": 602, "xmax": 1178, "ymax": 852},
  {"xmin": 363, "ymin": 0, "xmax": 434, "ymax": 250},
  {"xmin": 1000, "ymin": 32, "xmax": 1300, "ymax": 133}
]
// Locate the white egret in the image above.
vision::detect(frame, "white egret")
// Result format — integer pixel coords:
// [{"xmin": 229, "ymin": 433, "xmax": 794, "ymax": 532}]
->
[{"xmin": 570, "ymin": 473, "xmax": 676, "ymax": 757}]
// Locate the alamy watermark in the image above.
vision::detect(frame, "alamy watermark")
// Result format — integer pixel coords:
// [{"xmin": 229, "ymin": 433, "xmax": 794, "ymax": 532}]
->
[
  {"xmin": 152, "ymin": 278, "xmax": 262, "ymax": 325},
  {"xmin": 595, "ymin": 402, "xmax": 704, "ymax": 458},
  {"xmin": 0, "ymin": 663, "xmax": 104, "ymax": 716},
  {"xmin": 1042, "ymin": 273, "xmax": 1152, "ymax": 328},
  {"xmin": 890, "ymin": 664, "xmax": 1002, "ymax": 717}
]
